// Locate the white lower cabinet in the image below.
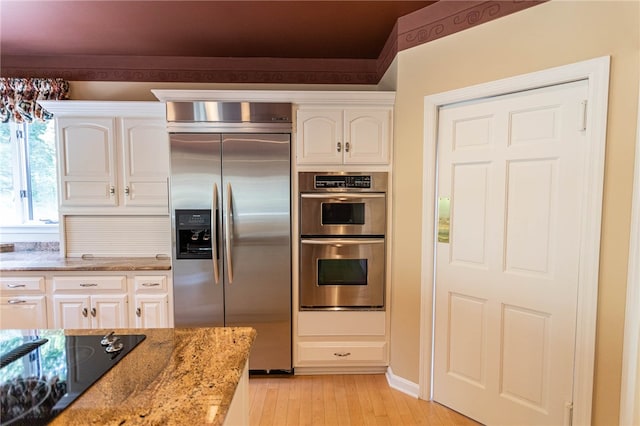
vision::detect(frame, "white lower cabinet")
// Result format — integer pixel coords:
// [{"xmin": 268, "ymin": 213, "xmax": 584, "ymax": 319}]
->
[
  {"xmin": 0, "ymin": 275, "xmax": 48, "ymax": 329},
  {"xmin": 295, "ymin": 311, "xmax": 388, "ymax": 371},
  {"xmin": 52, "ymin": 275, "xmax": 129, "ymax": 329},
  {"xmin": 0, "ymin": 296, "xmax": 48, "ymax": 329},
  {"xmin": 53, "ymin": 294, "xmax": 129, "ymax": 329},
  {"xmin": 133, "ymin": 294, "xmax": 169, "ymax": 328},
  {"xmin": 0, "ymin": 270, "xmax": 172, "ymax": 330},
  {"xmin": 132, "ymin": 274, "xmax": 172, "ymax": 328}
]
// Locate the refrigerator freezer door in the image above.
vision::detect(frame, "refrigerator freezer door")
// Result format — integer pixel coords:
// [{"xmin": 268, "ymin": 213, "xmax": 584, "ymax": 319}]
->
[
  {"xmin": 222, "ymin": 133, "xmax": 292, "ymax": 371},
  {"xmin": 170, "ymin": 134, "xmax": 224, "ymax": 327}
]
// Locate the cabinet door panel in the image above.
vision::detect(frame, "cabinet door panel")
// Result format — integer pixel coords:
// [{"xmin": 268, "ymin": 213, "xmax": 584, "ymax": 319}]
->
[
  {"xmin": 296, "ymin": 110, "xmax": 343, "ymax": 164},
  {"xmin": 344, "ymin": 109, "xmax": 390, "ymax": 164},
  {"xmin": 120, "ymin": 118, "xmax": 169, "ymax": 208},
  {"xmin": 92, "ymin": 295, "xmax": 128, "ymax": 329},
  {"xmin": 53, "ymin": 295, "xmax": 91, "ymax": 329},
  {"xmin": 57, "ymin": 117, "xmax": 118, "ymax": 206},
  {"xmin": 134, "ymin": 294, "xmax": 169, "ymax": 328},
  {"xmin": 0, "ymin": 296, "xmax": 47, "ymax": 329}
]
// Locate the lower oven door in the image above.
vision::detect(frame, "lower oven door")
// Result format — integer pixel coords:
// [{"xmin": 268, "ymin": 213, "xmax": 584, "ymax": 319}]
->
[{"xmin": 299, "ymin": 238, "xmax": 385, "ymax": 310}]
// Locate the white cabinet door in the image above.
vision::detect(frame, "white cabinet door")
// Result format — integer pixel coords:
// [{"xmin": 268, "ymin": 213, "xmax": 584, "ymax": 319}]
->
[
  {"xmin": 344, "ymin": 109, "xmax": 391, "ymax": 164},
  {"xmin": 296, "ymin": 110, "xmax": 343, "ymax": 164},
  {"xmin": 296, "ymin": 108, "xmax": 391, "ymax": 165},
  {"xmin": 92, "ymin": 294, "xmax": 128, "ymax": 328},
  {"xmin": 53, "ymin": 294, "xmax": 128, "ymax": 329},
  {"xmin": 119, "ymin": 118, "xmax": 169, "ymax": 209},
  {"xmin": 134, "ymin": 294, "xmax": 169, "ymax": 328},
  {"xmin": 53, "ymin": 295, "xmax": 91, "ymax": 329},
  {"xmin": 0, "ymin": 296, "xmax": 48, "ymax": 329},
  {"xmin": 57, "ymin": 117, "xmax": 118, "ymax": 207}
]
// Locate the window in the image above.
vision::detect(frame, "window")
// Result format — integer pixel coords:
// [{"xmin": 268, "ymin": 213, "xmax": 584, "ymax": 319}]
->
[{"xmin": 0, "ymin": 120, "xmax": 58, "ymax": 226}]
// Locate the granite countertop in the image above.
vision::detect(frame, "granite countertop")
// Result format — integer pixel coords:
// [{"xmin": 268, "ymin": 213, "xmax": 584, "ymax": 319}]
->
[
  {"xmin": 0, "ymin": 251, "xmax": 171, "ymax": 271},
  {"xmin": 52, "ymin": 327, "xmax": 256, "ymax": 425}
]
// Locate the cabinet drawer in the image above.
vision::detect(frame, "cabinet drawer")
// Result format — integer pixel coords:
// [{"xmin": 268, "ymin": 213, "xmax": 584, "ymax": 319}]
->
[
  {"xmin": 134, "ymin": 275, "xmax": 167, "ymax": 292},
  {"xmin": 298, "ymin": 311, "xmax": 385, "ymax": 336},
  {"xmin": 0, "ymin": 276, "xmax": 45, "ymax": 293},
  {"xmin": 53, "ymin": 276, "xmax": 126, "ymax": 291},
  {"xmin": 296, "ymin": 341, "xmax": 387, "ymax": 365}
]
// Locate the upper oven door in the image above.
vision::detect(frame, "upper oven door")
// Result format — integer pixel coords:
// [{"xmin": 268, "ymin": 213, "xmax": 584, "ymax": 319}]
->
[{"xmin": 300, "ymin": 193, "xmax": 386, "ymax": 236}]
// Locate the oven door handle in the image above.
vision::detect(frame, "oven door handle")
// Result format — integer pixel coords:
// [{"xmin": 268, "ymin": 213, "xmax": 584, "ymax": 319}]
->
[
  {"xmin": 301, "ymin": 238, "xmax": 385, "ymax": 245},
  {"xmin": 300, "ymin": 193, "xmax": 385, "ymax": 199}
]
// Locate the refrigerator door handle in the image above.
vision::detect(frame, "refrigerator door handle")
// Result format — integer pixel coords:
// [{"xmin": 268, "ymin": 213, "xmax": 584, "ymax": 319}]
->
[
  {"xmin": 212, "ymin": 183, "xmax": 220, "ymax": 284},
  {"xmin": 225, "ymin": 182, "xmax": 234, "ymax": 283}
]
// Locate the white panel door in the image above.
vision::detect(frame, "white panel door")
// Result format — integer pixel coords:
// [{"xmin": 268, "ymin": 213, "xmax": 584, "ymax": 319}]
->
[
  {"xmin": 52, "ymin": 295, "xmax": 91, "ymax": 329},
  {"xmin": 296, "ymin": 109, "xmax": 343, "ymax": 164},
  {"xmin": 134, "ymin": 294, "xmax": 169, "ymax": 328},
  {"xmin": 120, "ymin": 118, "xmax": 170, "ymax": 208},
  {"xmin": 0, "ymin": 296, "xmax": 48, "ymax": 329},
  {"xmin": 344, "ymin": 109, "xmax": 390, "ymax": 164},
  {"xmin": 57, "ymin": 117, "xmax": 117, "ymax": 206},
  {"xmin": 433, "ymin": 80, "xmax": 588, "ymax": 425},
  {"xmin": 92, "ymin": 294, "xmax": 128, "ymax": 329}
]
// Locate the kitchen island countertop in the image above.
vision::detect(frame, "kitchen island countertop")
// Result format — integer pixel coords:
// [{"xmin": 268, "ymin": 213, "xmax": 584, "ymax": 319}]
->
[
  {"xmin": 50, "ymin": 327, "xmax": 255, "ymax": 425},
  {"xmin": 0, "ymin": 251, "xmax": 171, "ymax": 271}
]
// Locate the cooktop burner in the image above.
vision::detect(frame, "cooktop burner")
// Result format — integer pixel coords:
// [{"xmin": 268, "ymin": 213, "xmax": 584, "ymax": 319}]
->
[{"xmin": 0, "ymin": 330, "xmax": 145, "ymax": 425}]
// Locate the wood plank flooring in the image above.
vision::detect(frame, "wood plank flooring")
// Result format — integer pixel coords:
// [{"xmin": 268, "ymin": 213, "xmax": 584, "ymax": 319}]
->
[{"xmin": 249, "ymin": 374, "xmax": 481, "ymax": 426}]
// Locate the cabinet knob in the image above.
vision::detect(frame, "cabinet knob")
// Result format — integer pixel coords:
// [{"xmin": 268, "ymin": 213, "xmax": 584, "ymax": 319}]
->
[
  {"xmin": 82, "ymin": 308, "xmax": 88, "ymax": 317},
  {"xmin": 90, "ymin": 307, "xmax": 96, "ymax": 317},
  {"xmin": 136, "ymin": 307, "xmax": 141, "ymax": 317},
  {"xmin": 333, "ymin": 352, "xmax": 351, "ymax": 357},
  {"xmin": 337, "ymin": 142, "xmax": 342, "ymax": 152},
  {"xmin": 125, "ymin": 186, "xmax": 130, "ymax": 196},
  {"xmin": 109, "ymin": 186, "xmax": 115, "ymax": 195},
  {"xmin": 345, "ymin": 142, "xmax": 350, "ymax": 152}
]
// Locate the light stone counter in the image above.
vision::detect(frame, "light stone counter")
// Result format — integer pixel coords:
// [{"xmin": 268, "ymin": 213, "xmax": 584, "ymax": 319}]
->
[
  {"xmin": 51, "ymin": 327, "xmax": 255, "ymax": 426},
  {"xmin": 0, "ymin": 251, "xmax": 171, "ymax": 271}
]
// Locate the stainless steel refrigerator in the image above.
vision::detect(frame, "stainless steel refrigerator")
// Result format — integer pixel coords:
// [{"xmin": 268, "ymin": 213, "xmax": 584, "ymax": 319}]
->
[{"xmin": 167, "ymin": 101, "xmax": 292, "ymax": 373}]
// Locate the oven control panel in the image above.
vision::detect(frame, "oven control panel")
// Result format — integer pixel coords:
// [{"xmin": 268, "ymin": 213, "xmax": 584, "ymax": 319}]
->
[
  {"xmin": 314, "ymin": 175, "xmax": 371, "ymax": 189},
  {"xmin": 299, "ymin": 172, "xmax": 388, "ymax": 193}
]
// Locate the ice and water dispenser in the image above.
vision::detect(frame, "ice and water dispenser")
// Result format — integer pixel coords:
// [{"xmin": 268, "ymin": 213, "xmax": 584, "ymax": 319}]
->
[{"xmin": 175, "ymin": 209, "xmax": 214, "ymax": 259}]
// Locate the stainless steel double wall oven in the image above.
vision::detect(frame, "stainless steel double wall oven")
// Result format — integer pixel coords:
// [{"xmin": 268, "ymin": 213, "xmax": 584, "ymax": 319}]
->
[{"xmin": 299, "ymin": 172, "xmax": 388, "ymax": 310}]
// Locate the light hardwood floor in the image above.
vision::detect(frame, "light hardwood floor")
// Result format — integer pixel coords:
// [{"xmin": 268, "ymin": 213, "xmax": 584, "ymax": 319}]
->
[{"xmin": 249, "ymin": 374, "xmax": 481, "ymax": 426}]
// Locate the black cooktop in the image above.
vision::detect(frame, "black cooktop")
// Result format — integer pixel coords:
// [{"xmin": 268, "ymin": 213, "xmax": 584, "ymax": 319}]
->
[{"xmin": 0, "ymin": 330, "xmax": 145, "ymax": 425}]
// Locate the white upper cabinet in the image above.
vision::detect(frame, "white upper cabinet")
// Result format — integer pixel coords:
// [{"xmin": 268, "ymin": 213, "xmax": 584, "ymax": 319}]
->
[
  {"xmin": 296, "ymin": 107, "xmax": 392, "ymax": 165},
  {"xmin": 48, "ymin": 101, "xmax": 169, "ymax": 215},
  {"xmin": 119, "ymin": 118, "xmax": 170, "ymax": 208}
]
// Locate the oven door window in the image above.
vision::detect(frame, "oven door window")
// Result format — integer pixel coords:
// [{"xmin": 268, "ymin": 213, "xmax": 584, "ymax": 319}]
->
[
  {"xmin": 321, "ymin": 203, "xmax": 365, "ymax": 225},
  {"xmin": 317, "ymin": 259, "xmax": 367, "ymax": 285}
]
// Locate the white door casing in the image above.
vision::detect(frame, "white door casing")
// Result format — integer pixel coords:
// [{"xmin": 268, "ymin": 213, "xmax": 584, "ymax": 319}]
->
[
  {"xmin": 433, "ymin": 80, "xmax": 587, "ymax": 425},
  {"xmin": 419, "ymin": 56, "xmax": 610, "ymax": 426}
]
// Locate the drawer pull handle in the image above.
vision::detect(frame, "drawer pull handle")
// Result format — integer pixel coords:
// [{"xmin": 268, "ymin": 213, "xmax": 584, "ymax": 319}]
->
[
  {"xmin": 7, "ymin": 284, "xmax": 26, "ymax": 288},
  {"xmin": 79, "ymin": 283, "xmax": 98, "ymax": 287},
  {"xmin": 8, "ymin": 299, "xmax": 26, "ymax": 304},
  {"xmin": 90, "ymin": 308, "xmax": 96, "ymax": 317},
  {"xmin": 142, "ymin": 282, "xmax": 160, "ymax": 287},
  {"xmin": 82, "ymin": 308, "xmax": 88, "ymax": 317},
  {"xmin": 334, "ymin": 352, "xmax": 351, "ymax": 357},
  {"xmin": 136, "ymin": 307, "xmax": 141, "ymax": 317}
]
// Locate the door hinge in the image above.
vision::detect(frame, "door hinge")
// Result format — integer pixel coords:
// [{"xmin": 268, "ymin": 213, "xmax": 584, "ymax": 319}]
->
[
  {"xmin": 19, "ymin": 190, "xmax": 28, "ymax": 199},
  {"xmin": 564, "ymin": 401, "xmax": 574, "ymax": 426},
  {"xmin": 578, "ymin": 100, "xmax": 587, "ymax": 131},
  {"xmin": 15, "ymin": 129, "xmax": 23, "ymax": 140}
]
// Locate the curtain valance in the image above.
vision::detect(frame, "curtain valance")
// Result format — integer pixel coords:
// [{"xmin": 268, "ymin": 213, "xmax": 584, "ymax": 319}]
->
[{"xmin": 0, "ymin": 78, "xmax": 70, "ymax": 123}]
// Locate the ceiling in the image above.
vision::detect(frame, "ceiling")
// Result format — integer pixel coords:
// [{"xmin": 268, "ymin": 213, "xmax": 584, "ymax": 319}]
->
[{"xmin": 0, "ymin": 1, "xmax": 541, "ymax": 85}]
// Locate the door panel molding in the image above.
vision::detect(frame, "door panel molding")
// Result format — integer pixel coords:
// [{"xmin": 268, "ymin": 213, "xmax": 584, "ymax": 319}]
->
[{"xmin": 419, "ymin": 56, "xmax": 610, "ymax": 426}]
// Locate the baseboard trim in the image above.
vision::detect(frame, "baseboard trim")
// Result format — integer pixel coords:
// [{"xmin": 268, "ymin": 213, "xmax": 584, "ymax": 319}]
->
[{"xmin": 385, "ymin": 367, "xmax": 420, "ymax": 398}]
